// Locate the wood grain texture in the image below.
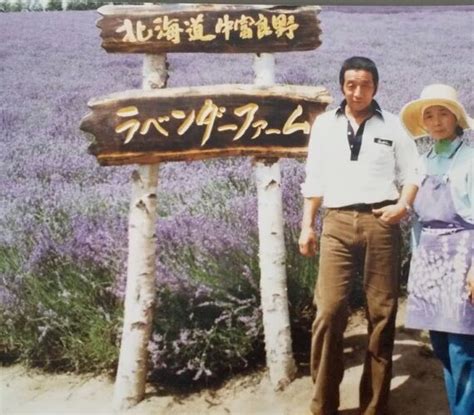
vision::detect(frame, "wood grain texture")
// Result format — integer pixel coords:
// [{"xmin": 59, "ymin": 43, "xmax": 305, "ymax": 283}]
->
[
  {"xmin": 80, "ymin": 84, "xmax": 332, "ymax": 165},
  {"xmin": 97, "ymin": 4, "xmax": 321, "ymax": 53}
]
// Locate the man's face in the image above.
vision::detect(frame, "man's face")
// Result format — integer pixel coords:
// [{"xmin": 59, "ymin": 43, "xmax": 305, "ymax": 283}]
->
[{"xmin": 342, "ymin": 69, "xmax": 376, "ymax": 114}]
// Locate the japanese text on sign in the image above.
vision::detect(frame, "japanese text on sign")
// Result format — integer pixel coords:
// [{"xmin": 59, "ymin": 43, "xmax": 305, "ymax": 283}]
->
[
  {"xmin": 116, "ymin": 13, "xmax": 300, "ymax": 44},
  {"xmin": 115, "ymin": 100, "xmax": 310, "ymax": 146}
]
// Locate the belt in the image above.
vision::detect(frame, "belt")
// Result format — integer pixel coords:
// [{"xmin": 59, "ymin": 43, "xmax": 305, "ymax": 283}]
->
[{"xmin": 330, "ymin": 199, "xmax": 397, "ymax": 213}]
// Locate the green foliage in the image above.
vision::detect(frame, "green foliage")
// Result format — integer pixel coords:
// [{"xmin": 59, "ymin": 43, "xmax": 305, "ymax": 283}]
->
[
  {"xmin": 149, "ymin": 285, "xmax": 264, "ymax": 386},
  {"xmin": 285, "ymin": 241, "xmax": 318, "ymax": 359},
  {"xmin": 0, "ymin": 247, "xmax": 23, "ymax": 361},
  {"xmin": 47, "ymin": 0, "xmax": 62, "ymax": 11},
  {"xmin": 0, "ymin": 249, "xmax": 121, "ymax": 373},
  {"xmin": 0, "ymin": 0, "xmax": 135, "ymax": 12},
  {"xmin": 285, "ymin": 229, "xmax": 318, "ymax": 310},
  {"xmin": 151, "ymin": 234, "xmax": 264, "ymax": 384},
  {"xmin": 0, "ymin": 1, "xmax": 22, "ymax": 12},
  {"xmin": 67, "ymin": 0, "xmax": 102, "ymax": 10},
  {"xmin": 27, "ymin": 0, "xmax": 43, "ymax": 11}
]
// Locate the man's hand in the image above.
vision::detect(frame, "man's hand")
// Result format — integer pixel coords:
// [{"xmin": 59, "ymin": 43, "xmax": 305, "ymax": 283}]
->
[
  {"xmin": 299, "ymin": 197, "xmax": 322, "ymax": 257},
  {"xmin": 299, "ymin": 227, "xmax": 318, "ymax": 257},
  {"xmin": 372, "ymin": 202, "xmax": 409, "ymax": 224},
  {"xmin": 466, "ymin": 266, "xmax": 474, "ymax": 304}
]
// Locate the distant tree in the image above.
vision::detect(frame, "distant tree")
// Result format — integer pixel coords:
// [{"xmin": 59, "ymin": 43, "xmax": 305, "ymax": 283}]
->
[
  {"xmin": 48, "ymin": 0, "xmax": 62, "ymax": 10},
  {"xmin": 67, "ymin": 0, "xmax": 103, "ymax": 10},
  {"xmin": 28, "ymin": 0, "xmax": 44, "ymax": 10},
  {"xmin": 2, "ymin": 0, "xmax": 22, "ymax": 11}
]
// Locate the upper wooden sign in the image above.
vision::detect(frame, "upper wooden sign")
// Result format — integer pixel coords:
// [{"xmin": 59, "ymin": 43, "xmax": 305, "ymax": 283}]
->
[
  {"xmin": 80, "ymin": 84, "xmax": 332, "ymax": 166},
  {"xmin": 97, "ymin": 4, "xmax": 321, "ymax": 54}
]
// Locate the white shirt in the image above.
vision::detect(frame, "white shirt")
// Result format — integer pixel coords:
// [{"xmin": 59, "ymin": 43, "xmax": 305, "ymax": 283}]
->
[{"xmin": 301, "ymin": 105, "xmax": 419, "ymax": 207}]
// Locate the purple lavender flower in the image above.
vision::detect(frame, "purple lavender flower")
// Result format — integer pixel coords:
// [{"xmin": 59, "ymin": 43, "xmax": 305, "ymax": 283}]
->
[{"xmin": 1, "ymin": 6, "xmax": 473, "ymax": 379}]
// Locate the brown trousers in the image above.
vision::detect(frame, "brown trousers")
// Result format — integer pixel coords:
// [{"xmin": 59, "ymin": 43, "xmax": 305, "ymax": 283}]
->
[{"xmin": 310, "ymin": 209, "xmax": 401, "ymax": 415}]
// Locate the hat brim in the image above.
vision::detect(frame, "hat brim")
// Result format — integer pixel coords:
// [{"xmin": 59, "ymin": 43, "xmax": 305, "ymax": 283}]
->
[{"xmin": 400, "ymin": 98, "xmax": 474, "ymax": 139}]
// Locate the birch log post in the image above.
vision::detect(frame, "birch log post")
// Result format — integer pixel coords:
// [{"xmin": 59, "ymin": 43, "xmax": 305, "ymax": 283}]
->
[
  {"xmin": 112, "ymin": 54, "xmax": 167, "ymax": 411},
  {"xmin": 253, "ymin": 53, "xmax": 297, "ymax": 390}
]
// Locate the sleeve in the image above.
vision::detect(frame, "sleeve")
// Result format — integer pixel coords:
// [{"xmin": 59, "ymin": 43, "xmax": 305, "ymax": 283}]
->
[
  {"xmin": 410, "ymin": 157, "xmax": 425, "ymax": 249},
  {"xmin": 394, "ymin": 121, "xmax": 422, "ymax": 187},
  {"xmin": 449, "ymin": 146, "xmax": 474, "ymax": 223},
  {"xmin": 300, "ymin": 115, "xmax": 325, "ymax": 198},
  {"xmin": 413, "ymin": 155, "xmax": 425, "ymax": 188},
  {"xmin": 464, "ymin": 149, "xmax": 474, "ymax": 221}
]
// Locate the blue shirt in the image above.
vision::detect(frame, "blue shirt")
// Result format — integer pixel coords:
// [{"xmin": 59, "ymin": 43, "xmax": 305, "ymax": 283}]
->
[{"xmin": 417, "ymin": 137, "xmax": 474, "ymax": 224}]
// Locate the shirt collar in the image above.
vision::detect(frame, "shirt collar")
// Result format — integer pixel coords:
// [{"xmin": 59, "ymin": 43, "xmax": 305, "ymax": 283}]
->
[
  {"xmin": 427, "ymin": 136, "xmax": 463, "ymax": 159},
  {"xmin": 336, "ymin": 99, "xmax": 384, "ymax": 121}
]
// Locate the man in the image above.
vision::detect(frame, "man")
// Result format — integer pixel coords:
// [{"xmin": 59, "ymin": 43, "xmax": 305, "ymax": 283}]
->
[{"xmin": 299, "ymin": 56, "xmax": 419, "ymax": 415}]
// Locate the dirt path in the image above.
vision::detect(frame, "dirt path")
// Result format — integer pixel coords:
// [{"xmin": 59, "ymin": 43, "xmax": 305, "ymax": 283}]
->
[{"xmin": 1, "ymin": 302, "xmax": 450, "ymax": 415}]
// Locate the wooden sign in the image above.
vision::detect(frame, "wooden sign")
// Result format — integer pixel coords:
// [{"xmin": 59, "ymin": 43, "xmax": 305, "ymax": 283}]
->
[
  {"xmin": 97, "ymin": 4, "xmax": 321, "ymax": 54},
  {"xmin": 80, "ymin": 84, "xmax": 332, "ymax": 165}
]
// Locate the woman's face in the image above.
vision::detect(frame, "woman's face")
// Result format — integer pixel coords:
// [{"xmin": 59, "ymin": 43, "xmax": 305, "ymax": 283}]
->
[{"xmin": 422, "ymin": 105, "xmax": 458, "ymax": 140}]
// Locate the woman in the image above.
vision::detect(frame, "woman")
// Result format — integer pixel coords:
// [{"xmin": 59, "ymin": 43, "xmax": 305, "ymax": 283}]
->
[{"xmin": 400, "ymin": 83, "xmax": 474, "ymax": 415}]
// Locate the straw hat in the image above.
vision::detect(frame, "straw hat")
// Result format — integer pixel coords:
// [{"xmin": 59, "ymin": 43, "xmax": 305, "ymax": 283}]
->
[{"xmin": 400, "ymin": 84, "xmax": 474, "ymax": 138}]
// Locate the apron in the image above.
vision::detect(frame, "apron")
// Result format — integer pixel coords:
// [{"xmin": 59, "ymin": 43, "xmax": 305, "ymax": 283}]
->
[{"xmin": 406, "ymin": 145, "xmax": 474, "ymax": 335}]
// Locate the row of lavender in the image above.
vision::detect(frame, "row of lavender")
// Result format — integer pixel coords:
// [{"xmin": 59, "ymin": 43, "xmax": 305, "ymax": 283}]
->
[{"xmin": 1, "ymin": 7, "xmax": 473, "ymax": 385}]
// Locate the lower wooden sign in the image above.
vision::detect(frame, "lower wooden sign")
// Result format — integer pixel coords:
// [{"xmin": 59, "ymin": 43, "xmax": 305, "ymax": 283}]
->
[{"xmin": 80, "ymin": 84, "xmax": 332, "ymax": 165}]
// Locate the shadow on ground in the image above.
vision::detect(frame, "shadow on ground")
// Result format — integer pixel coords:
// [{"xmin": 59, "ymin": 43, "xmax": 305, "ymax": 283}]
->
[{"xmin": 291, "ymin": 321, "xmax": 449, "ymax": 415}]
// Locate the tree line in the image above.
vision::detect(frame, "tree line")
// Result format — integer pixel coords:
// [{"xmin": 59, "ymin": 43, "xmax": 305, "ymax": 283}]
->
[{"xmin": 0, "ymin": 0, "xmax": 136, "ymax": 12}]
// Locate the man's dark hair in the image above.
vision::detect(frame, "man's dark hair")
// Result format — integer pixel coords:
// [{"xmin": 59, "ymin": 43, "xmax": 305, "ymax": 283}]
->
[{"xmin": 339, "ymin": 56, "xmax": 379, "ymax": 94}]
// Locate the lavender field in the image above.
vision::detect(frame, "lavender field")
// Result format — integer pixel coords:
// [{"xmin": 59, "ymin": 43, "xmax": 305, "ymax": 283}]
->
[{"xmin": 1, "ymin": 6, "xmax": 473, "ymax": 384}]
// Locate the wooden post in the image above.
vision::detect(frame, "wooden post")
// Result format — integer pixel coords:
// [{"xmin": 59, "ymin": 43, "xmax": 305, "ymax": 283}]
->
[
  {"xmin": 112, "ymin": 54, "xmax": 167, "ymax": 410},
  {"xmin": 253, "ymin": 53, "xmax": 297, "ymax": 390},
  {"xmin": 78, "ymin": 3, "xmax": 328, "ymax": 408}
]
